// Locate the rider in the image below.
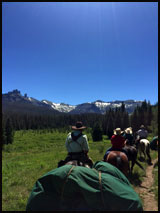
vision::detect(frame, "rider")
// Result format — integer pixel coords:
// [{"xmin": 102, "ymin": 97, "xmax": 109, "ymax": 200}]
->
[
  {"xmin": 58, "ymin": 121, "xmax": 93, "ymax": 167},
  {"xmin": 103, "ymin": 128, "xmax": 128, "ymax": 160},
  {"xmin": 136, "ymin": 125, "xmax": 148, "ymax": 139},
  {"xmin": 135, "ymin": 125, "xmax": 148, "ymax": 148},
  {"xmin": 123, "ymin": 127, "xmax": 134, "ymax": 146}
]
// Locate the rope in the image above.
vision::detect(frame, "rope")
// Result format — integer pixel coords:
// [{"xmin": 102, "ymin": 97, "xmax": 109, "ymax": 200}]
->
[
  {"xmin": 61, "ymin": 165, "xmax": 75, "ymax": 200},
  {"xmin": 99, "ymin": 171, "xmax": 105, "ymax": 208},
  {"xmin": 61, "ymin": 166, "xmax": 105, "ymax": 209}
]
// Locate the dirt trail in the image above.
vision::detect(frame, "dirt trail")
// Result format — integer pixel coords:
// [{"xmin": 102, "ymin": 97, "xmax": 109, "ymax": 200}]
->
[{"xmin": 134, "ymin": 158, "xmax": 158, "ymax": 211}]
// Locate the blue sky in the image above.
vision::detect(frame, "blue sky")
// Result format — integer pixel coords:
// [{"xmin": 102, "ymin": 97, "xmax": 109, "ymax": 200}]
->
[{"xmin": 2, "ymin": 2, "xmax": 158, "ymax": 105}]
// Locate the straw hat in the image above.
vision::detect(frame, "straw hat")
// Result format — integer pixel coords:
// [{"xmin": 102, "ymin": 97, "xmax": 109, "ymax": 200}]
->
[
  {"xmin": 72, "ymin": 121, "xmax": 86, "ymax": 130},
  {"xmin": 125, "ymin": 127, "xmax": 133, "ymax": 134},
  {"xmin": 113, "ymin": 128, "xmax": 123, "ymax": 135}
]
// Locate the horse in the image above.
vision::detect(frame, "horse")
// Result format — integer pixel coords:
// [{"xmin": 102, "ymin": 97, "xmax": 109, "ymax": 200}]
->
[
  {"xmin": 123, "ymin": 140, "xmax": 144, "ymax": 174},
  {"xmin": 150, "ymin": 136, "xmax": 158, "ymax": 151},
  {"xmin": 104, "ymin": 151, "xmax": 129, "ymax": 177},
  {"xmin": 104, "ymin": 141, "xmax": 144, "ymax": 176},
  {"xmin": 58, "ymin": 157, "xmax": 92, "ymax": 168},
  {"xmin": 65, "ymin": 160, "xmax": 91, "ymax": 168},
  {"xmin": 137, "ymin": 139, "xmax": 152, "ymax": 164},
  {"xmin": 58, "ymin": 152, "xmax": 94, "ymax": 168},
  {"xmin": 134, "ymin": 135, "xmax": 152, "ymax": 163}
]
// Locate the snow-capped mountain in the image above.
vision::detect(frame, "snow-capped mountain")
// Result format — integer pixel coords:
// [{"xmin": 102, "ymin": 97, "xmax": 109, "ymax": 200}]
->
[
  {"xmin": 92, "ymin": 100, "xmax": 143, "ymax": 114},
  {"xmin": 2, "ymin": 90, "xmax": 143, "ymax": 114},
  {"xmin": 42, "ymin": 100, "xmax": 76, "ymax": 113},
  {"xmin": 68, "ymin": 100, "xmax": 142, "ymax": 114}
]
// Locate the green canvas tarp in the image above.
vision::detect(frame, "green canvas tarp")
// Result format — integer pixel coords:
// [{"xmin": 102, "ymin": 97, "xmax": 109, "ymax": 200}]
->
[{"xmin": 26, "ymin": 161, "xmax": 143, "ymax": 211}]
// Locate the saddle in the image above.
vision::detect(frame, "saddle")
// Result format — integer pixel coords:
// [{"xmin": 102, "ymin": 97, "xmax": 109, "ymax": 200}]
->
[
  {"xmin": 104, "ymin": 148, "xmax": 128, "ymax": 161},
  {"xmin": 58, "ymin": 152, "xmax": 93, "ymax": 168}
]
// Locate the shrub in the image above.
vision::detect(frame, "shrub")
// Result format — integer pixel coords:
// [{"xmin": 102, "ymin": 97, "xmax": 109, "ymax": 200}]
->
[{"xmin": 92, "ymin": 123, "xmax": 103, "ymax": 142}]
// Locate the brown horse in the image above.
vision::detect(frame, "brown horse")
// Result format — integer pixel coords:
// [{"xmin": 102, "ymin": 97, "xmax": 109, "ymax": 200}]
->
[
  {"xmin": 104, "ymin": 141, "xmax": 144, "ymax": 176},
  {"xmin": 105, "ymin": 151, "xmax": 129, "ymax": 177}
]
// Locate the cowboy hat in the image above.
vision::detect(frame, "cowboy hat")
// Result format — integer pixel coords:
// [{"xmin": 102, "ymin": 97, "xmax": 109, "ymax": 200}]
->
[
  {"xmin": 72, "ymin": 121, "xmax": 86, "ymax": 130},
  {"xmin": 125, "ymin": 127, "xmax": 133, "ymax": 134},
  {"xmin": 113, "ymin": 128, "xmax": 123, "ymax": 135},
  {"xmin": 140, "ymin": 125, "xmax": 145, "ymax": 129}
]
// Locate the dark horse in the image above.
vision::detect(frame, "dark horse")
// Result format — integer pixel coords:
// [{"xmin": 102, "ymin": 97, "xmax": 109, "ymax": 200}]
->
[
  {"xmin": 105, "ymin": 151, "xmax": 129, "ymax": 177},
  {"xmin": 123, "ymin": 140, "xmax": 144, "ymax": 174}
]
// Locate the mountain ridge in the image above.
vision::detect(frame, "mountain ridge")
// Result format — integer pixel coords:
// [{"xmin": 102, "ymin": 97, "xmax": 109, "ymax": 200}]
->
[{"xmin": 2, "ymin": 89, "xmax": 143, "ymax": 114}]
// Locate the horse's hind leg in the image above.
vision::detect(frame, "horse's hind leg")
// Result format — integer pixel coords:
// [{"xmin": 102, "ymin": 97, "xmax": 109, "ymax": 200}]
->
[
  {"xmin": 129, "ymin": 161, "xmax": 132, "ymax": 175},
  {"xmin": 142, "ymin": 148, "xmax": 146, "ymax": 159},
  {"xmin": 128, "ymin": 161, "xmax": 131, "ymax": 174},
  {"xmin": 130, "ymin": 160, "xmax": 135, "ymax": 175},
  {"xmin": 138, "ymin": 146, "xmax": 142, "ymax": 158},
  {"xmin": 146, "ymin": 145, "xmax": 152, "ymax": 164}
]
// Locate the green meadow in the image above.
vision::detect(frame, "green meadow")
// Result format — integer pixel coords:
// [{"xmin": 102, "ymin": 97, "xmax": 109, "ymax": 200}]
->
[{"xmin": 2, "ymin": 129, "xmax": 158, "ymax": 211}]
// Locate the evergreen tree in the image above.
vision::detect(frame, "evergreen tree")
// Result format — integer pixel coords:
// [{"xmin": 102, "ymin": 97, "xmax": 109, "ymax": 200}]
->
[
  {"xmin": 122, "ymin": 112, "xmax": 130, "ymax": 130},
  {"xmin": 92, "ymin": 123, "xmax": 103, "ymax": 142},
  {"xmin": 106, "ymin": 115, "xmax": 114, "ymax": 139},
  {"xmin": 130, "ymin": 109, "xmax": 139, "ymax": 133},
  {"xmin": 141, "ymin": 100, "xmax": 148, "ymax": 111},
  {"xmin": 149, "ymin": 104, "xmax": 158, "ymax": 135},
  {"xmin": 121, "ymin": 102, "xmax": 125, "ymax": 113},
  {"xmin": 114, "ymin": 111, "xmax": 122, "ymax": 128},
  {"xmin": 147, "ymin": 104, "xmax": 153, "ymax": 126},
  {"xmin": 2, "ymin": 124, "xmax": 7, "ymax": 146},
  {"xmin": 102, "ymin": 116, "xmax": 107, "ymax": 135},
  {"xmin": 5, "ymin": 118, "xmax": 14, "ymax": 144},
  {"xmin": 2, "ymin": 114, "xmax": 7, "ymax": 145}
]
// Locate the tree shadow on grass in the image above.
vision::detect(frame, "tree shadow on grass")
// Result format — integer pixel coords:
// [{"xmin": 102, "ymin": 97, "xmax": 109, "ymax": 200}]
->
[{"xmin": 128, "ymin": 172, "xmax": 142, "ymax": 186}]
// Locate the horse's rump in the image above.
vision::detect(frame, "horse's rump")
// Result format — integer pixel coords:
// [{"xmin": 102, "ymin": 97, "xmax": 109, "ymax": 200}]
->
[
  {"xmin": 123, "ymin": 145, "xmax": 137, "ymax": 161},
  {"xmin": 105, "ymin": 151, "xmax": 129, "ymax": 176},
  {"xmin": 138, "ymin": 139, "xmax": 151, "ymax": 163},
  {"xmin": 140, "ymin": 138, "xmax": 149, "ymax": 144},
  {"xmin": 138, "ymin": 139, "xmax": 150, "ymax": 155}
]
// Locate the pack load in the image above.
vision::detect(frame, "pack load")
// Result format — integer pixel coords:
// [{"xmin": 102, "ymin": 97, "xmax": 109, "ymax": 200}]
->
[
  {"xmin": 26, "ymin": 161, "xmax": 143, "ymax": 211},
  {"xmin": 150, "ymin": 136, "xmax": 158, "ymax": 150}
]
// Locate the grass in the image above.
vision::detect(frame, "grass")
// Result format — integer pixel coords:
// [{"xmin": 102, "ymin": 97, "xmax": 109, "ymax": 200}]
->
[{"xmin": 2, "ymin": 129, "xmax": 158, "ymax": 211}]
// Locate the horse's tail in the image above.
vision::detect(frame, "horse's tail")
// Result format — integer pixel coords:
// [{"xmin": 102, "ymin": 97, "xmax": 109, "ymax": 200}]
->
[
  {"xmin": 146, "ymin": 142, "xmax": 150, "ymax": 151},
  {"xmin": 135, "ymin": 160, "xmax": 144, "ymax": 170},
  {"xmin": 116, "ymin": 154, "xmax": 129, "ymax": 176},
  {"xmin": 116, "ymin": 156, "xmax": 122, "ymax": 169}
]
